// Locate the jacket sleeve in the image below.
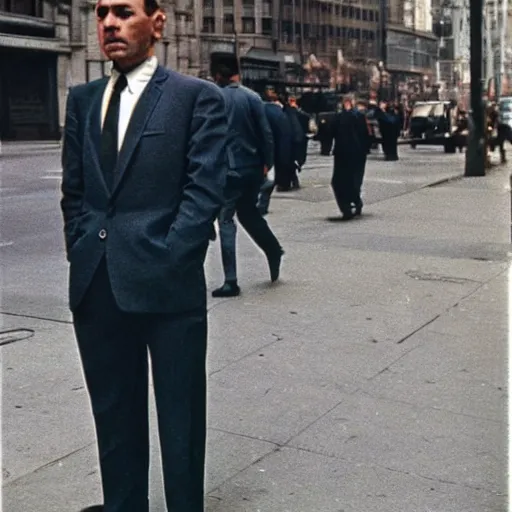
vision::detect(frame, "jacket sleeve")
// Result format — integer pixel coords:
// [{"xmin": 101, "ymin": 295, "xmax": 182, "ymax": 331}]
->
[
  {"xmin": 166, "ymin": 84, "xmax": 228, "ymax": 265},
  {"xmin": 252, "ymin": 95, "xmax": 274, "ymax": 169},
  {"xmin": 60, "ymin": 88, "xmax": 84, "ymax": 260}
]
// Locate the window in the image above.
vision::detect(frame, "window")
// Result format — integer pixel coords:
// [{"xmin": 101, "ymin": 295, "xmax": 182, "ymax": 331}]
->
[
  {"xmin": 241, "ymin": 16, "xmax": 255, "ymax": 33},
  {"xmin": 342, "ymin": 6, "xmax": 348, "ymax": 17},
  {"xmin": 355, "ymin": 8, "xmax": 361, "ymax": 20},
  {"xmin": 202, "ymin": 16, "xmax": 215, "ymax": 33},
  {"xmin": 369, "ymin": 10, "xmax": 374, "ymax": 21},
  {"xmin": 262, "ymin": 18, "xmax": 272, "ymax": 35},
  {"xmin": 349, "ymin": 6, "xmax": 354, "ymax": 18},
  {"xmin": 375, "ymin": 11, "xmax": 379, "ymax": 22},
  {"xmin": 223, "ymin": 13, "xmax": 234, "ymax": 33},
  {"xmin": 0, "ymin": 0, "xmax": 42, "ymax": 16},
  {"xmin": 362, "ymin": 9, "xmax": 368, "ymax": 21},
  {"xmin": 223, "ymin": 0, "xmax": 232, "ymax": 7},
  {"xmin": 335, "ymin": 5, "xmax": 340, "ymax": 16},
  {"xmin": 262, "ymin": 1, "xmax": 272, "ymax": 15}
]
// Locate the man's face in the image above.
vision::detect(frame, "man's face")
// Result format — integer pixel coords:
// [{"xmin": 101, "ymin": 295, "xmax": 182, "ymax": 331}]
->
[
  {"xmin": 96, "ymin": 0, "xmax": 164, "ymax": 70},
  {"xmin": 343, "ymin": 100, "xmax": 353, "ymax": 111}
]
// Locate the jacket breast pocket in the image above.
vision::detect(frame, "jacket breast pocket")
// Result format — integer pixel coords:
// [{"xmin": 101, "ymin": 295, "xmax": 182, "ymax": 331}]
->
[{"xmin": 141, "ymin": 130, "xmax": 166, "ymax": 138}]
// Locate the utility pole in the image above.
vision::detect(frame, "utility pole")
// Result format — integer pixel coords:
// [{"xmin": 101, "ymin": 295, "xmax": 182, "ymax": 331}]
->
[
  {"xmin": 464, "ymin": 0, "xmax": 486, "ymax": 176},
  {"xmin": 378, "ymin": 0, "xmax": 387, "ymax": 100},
  {"xmin": 485, "ymin": 2, "xmax": 493, "ymax": 84},
  {"xmin": 498, "ymin": 0, "xmax": 507, "ymax": 98}
]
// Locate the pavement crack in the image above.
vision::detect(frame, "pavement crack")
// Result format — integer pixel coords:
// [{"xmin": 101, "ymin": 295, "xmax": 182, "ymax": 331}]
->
[
  {"xmin": 0, "ymin": 311, "xmax": 72, "ymax": 325},
  {"xmin": 5, "ymin": 442, "xmax": 95, "ymax": 486},
  {"xmin": 395, "ymin": 314, "xmax": 441, "ymax": 344},
  {"xmin": 208, "ymin": 333, "xmax": 286, "ymax": 378},
  {"xmin": 282, "ymin": 398, "xmax": 347, "ymax": 447}
]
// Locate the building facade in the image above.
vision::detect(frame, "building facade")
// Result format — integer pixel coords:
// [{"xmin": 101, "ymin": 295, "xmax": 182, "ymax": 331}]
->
[
  {"xmin": 199, "ymin": 0, "xmax": 383, "ymax": 82},
  {"xmin": 0, "ymin": 0, "xmax": 68, "ymax": 140},
  {"xmin": 0, "ymin": 0, "xmax": 197, "ymax": 141}
]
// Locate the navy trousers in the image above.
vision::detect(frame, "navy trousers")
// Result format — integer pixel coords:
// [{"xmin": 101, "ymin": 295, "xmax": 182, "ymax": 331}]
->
[
  {"xmin": 218, "ymin": 171, "xmax": 282, "ymax": 282},
  {"xmin": 73, "ymin": 259, "xmax": 207, "ymax": 512}
]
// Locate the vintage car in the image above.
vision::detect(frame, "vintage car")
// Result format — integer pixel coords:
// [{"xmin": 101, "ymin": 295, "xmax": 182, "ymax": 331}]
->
[
  {"xmin": 407, "ymin": 101, "xmax": 460, "ymax": 153},
  {"xmin": 498, "ymin": 96, "xmax": 512, "ymax": 141}
]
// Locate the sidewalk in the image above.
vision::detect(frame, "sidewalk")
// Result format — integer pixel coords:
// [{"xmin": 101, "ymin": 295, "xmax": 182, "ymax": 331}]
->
[
  {"xmin": 0, "ymin": 140, "xmax": 61, "ymax": 158},
  {"xmin": 2, "ymin": 158, "xmax": 509, "ymax": 511}
]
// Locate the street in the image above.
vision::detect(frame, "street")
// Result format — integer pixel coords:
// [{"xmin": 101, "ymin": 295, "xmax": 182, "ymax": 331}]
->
[{"xmin": 1, "ymin": 142, "xmax": 508, "ymax": 512}]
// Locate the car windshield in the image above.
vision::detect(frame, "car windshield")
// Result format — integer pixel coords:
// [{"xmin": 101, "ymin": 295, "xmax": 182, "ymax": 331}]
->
[
  {"xmin": 412, "ymin": 104, "xmax": 433, "ymax": 117},
  {"xmin": 500, "ymin": 99, "xmax": 512, "ymax": 113}
]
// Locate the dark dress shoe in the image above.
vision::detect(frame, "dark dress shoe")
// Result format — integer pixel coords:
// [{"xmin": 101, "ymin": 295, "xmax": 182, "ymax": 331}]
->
[
  {"xmin": 354, "ymin": 201, "xmax": 363, "ymax": 216},
  {"xmin": 79, "ymin": 506, "xmax": 103, "ymax": 512},
  {"xmin": 268, "ymin": 249, "xmax": 284, "ymax": 282},
  {"xmin": 327, "ymin": 212, "xmax": 355, "ymax": 222},
  {"xmin": 212, "ymin": 282, "xmax": 241, "ymax": 297}
]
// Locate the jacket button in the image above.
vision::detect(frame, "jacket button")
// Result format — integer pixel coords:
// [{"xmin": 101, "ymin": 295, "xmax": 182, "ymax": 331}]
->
[{"xmin": 98, "ymin": 229, "xmax": 107, "ymax": 240}]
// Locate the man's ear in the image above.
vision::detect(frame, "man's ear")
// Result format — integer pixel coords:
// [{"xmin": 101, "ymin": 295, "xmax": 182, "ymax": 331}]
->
[{"xmin": 153, "ymin": 11, "xmax": 166, "ymax": 41}]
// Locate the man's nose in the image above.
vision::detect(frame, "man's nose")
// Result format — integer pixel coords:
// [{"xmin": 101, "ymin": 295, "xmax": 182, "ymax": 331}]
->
[{"xmin": 102, "ymin": 10, "xmax": 119, "ymax": 28}]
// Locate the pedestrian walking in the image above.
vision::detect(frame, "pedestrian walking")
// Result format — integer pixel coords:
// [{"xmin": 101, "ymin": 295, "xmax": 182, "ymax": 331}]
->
[
  {"xmin": 60, "ymin": 1, "xmax": 228, "ymax": 511},
  {"xmin": 257, "ymin": 87, "xmax": 295, "ymax": 214},
  {"xmin": 210, "ymin": 53, "xmax": 284, "ymax": 298},
  {"xmin": 330, "ymin": 96, "xmax": 371, "ymax": 220}
]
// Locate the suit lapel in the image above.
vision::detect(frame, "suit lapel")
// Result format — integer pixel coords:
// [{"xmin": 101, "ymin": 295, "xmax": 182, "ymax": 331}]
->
[
  {"xmin": 84, "ymin": 78, "xmax": 109, "ymax": 194},
  {"xmin": 111, "ymin": 66, "xmax": 168, "ymax": 193}
]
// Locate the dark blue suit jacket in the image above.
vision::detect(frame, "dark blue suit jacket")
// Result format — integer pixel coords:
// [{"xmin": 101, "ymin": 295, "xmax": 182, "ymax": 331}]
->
[
  {"xmin": 219, "ymin": 83, "xmax": 274, "ymax": 175},
  {"xmin": 264, "ymin": 102, "xmax": 294, "ymax": 168},
  {"xmin": 61, "ymin": 66, "xmax": 228, "ymax": 313}
]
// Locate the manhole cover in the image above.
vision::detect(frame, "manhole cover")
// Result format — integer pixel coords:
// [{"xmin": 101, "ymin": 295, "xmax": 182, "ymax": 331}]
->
[{"xmin": 0, "ymin": 329, "xmax": 35, "ymax": 346}]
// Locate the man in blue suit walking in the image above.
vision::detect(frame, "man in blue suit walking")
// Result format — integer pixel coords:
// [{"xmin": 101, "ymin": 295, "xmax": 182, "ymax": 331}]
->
[
  {"xmin": 60, "ymin": 1, "xmax": 228, "ymax": 510},
  {"xmin": 210, "ymin": 53, "xmax": 284, "ymax": 298}
]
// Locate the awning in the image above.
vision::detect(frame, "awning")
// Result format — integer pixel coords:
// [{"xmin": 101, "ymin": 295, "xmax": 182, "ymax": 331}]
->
[{"xmin": 242, "ymin": 47, "xmax": 301, "ymax": 65}]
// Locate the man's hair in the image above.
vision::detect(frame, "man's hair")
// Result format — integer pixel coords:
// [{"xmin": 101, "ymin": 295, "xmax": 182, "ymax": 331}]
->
[
  {"xmin": 144, "ymin": 0, "xmax": 160, "ymax": 14},
  {"xmin": 210, "ymin": 52, "xmax": 239, "ymax": 80}
]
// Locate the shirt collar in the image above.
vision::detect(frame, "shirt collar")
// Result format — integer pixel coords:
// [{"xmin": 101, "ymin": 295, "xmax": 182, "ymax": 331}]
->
[{"xmin": 110, "ymin": 56, "xmax": 158, "ymax": 94}]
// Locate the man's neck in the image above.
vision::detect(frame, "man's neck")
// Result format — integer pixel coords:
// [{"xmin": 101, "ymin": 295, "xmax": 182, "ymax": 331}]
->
[{"xmin": 114, "ymin": 54, "xmax": 152, "ymax": 75}]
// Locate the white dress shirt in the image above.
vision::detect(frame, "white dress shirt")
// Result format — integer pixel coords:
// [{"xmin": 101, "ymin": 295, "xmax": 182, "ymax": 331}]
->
[{"xmin": 101, "ymin": 56, "xmax": 158, "ymax": 151}]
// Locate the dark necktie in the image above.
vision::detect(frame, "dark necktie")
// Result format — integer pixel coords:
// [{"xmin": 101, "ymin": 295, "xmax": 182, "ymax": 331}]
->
[{"xmin": 100, "ymin": 74, "xmax": 127, "ymax": 190}]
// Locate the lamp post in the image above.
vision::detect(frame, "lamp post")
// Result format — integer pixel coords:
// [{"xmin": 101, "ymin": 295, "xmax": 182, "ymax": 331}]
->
[{"xmin": 464, "ymin": 0, "xmax": 485, "ymax": 176}]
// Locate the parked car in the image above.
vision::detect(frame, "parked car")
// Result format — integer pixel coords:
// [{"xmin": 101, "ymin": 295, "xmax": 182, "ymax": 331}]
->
[
  {"xmin": 498, "ymin": 96, "xmax": 512, "ymax": 141},
  {"xmin": 406, "ymin": 101, "xmax": 460, "ymax": 153}
]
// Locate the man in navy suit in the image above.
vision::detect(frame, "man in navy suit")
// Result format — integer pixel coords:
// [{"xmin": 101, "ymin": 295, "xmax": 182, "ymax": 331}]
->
[
  {"xmin": 60, "ymin": 1, "xmax": 227, "ymax": 511},
  {"xmin": 210, "ymin": 53, "xmax": 283, "ymax": 298}
]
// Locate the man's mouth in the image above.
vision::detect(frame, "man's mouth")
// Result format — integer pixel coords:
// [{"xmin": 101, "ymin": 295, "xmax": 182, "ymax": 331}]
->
[{"xmin": 104, "ymin": 38, "xmax": 126, "ymax": 46}]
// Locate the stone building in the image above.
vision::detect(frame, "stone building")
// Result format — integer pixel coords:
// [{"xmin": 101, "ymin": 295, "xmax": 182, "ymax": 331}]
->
[
  {"xmin": 0, "ymin": 0, "xmax": 198, "ymax": 141},
  {"xmin": 198, "ymin": 0, "xmax": 383, "ymax": 80}
]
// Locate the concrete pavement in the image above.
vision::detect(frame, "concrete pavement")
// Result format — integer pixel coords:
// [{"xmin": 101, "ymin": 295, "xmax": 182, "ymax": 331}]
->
[{"xmin": 2, "ymin": 146, "xmax": 509, "ymax": 511}]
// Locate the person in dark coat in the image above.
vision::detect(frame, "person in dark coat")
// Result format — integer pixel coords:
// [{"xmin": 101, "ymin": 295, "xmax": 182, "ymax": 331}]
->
[
  {"xmin": 281, "ymin": 94, "xmax": 305, "ymax": 190},
  {"xmin": 60, "ymin": 2, "xmax": 228, "ymax": 511},
  {"xmin": 288, "ymin": 95, "xmax": 316, "ymax": 176},
  {"xmin": 377, "ymin": 101, "xmax": 400, "ymax": 161},
  {"xmin": 330, "ymin": 96, "xmax": 371, "ymax": 219},
  {"xmin": 210, "ymin": 55, "xmax": 284, "ymax": 298},
  {"xmin": 257, "ymin": 88, "xmax": 295, "ymax": 214}
]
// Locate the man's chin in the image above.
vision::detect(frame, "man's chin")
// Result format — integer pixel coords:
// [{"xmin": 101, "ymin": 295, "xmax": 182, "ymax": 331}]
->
[{"xmin": 104, "ymin": 49, "xmax": 127, "ymax": 61}]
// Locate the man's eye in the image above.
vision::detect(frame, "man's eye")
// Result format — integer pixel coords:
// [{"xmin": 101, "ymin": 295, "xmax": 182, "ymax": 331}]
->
[
  {"xmin": 114, "ymin": 6, "xmax": 134, "ymax": 19},
  {"xmin": 96, "ymin": 6, "xmax": 108, "ymax": 19},
  {"xmin": 96, "ymin": 5, "xmax": 134, "ymax": 20}
]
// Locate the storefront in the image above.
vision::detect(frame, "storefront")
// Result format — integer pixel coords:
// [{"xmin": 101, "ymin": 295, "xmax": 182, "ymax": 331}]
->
[
  {"xmin": 0, "ymin": 6, "xmax": 62, "ymax": 140},
  {"xmin": 0, "ymin": 48, "xmax": 60, "ymax": 140}
]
